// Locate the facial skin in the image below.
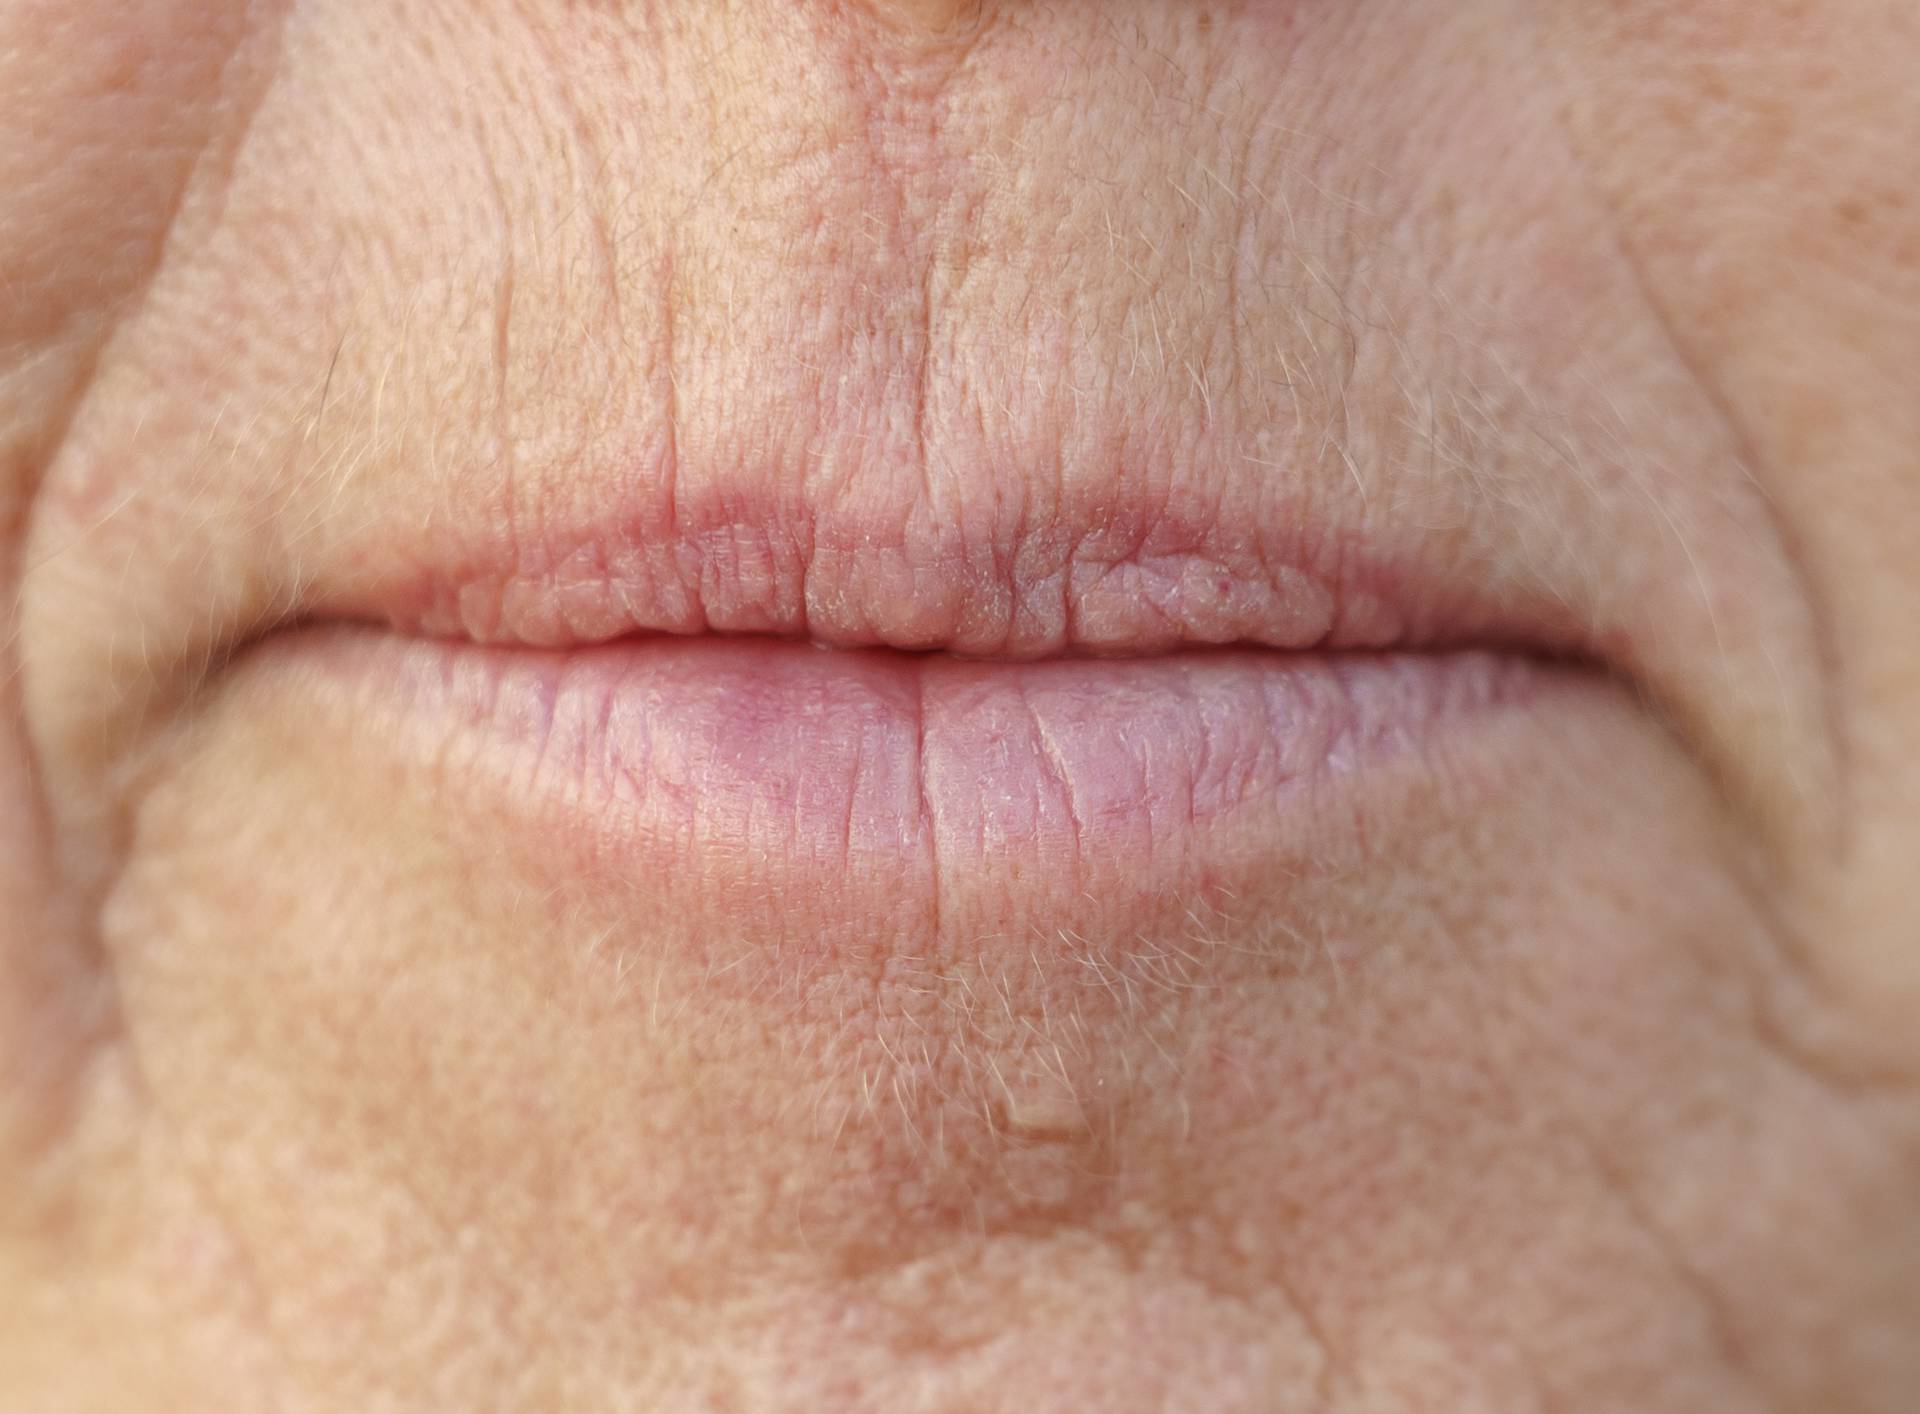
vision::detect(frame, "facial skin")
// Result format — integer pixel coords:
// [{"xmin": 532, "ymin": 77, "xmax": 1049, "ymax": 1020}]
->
[{"xmin": 3, "ymin": 1, "xmax": 1918, "ymax": 1409}]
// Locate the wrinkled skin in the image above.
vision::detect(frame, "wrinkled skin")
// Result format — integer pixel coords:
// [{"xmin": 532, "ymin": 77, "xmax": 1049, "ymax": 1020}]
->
[{"xmin": 3, "ymin": 2, "xmax": 1919, "ymax": 1410}]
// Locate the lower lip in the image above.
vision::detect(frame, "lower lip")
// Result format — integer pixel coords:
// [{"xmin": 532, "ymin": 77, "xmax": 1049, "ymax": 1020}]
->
[{"xmin": 249, "ymin": 629, "xmax": 1547, "ymax": 949}]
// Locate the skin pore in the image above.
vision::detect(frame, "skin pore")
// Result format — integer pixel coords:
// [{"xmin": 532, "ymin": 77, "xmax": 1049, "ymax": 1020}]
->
[{"xmin": 3, "ymin": 2, "xmax": 1919, "ymax": 1410}]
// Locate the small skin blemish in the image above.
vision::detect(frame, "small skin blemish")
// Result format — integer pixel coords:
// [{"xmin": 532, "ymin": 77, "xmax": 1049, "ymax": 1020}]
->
[
  {"xmin": 854, "ymin": 0, "xmax": 986, "ymax": 40},
  {"xmin": 995, "ymin": 1076, "xmax": 1088, "ymax": 1142}
]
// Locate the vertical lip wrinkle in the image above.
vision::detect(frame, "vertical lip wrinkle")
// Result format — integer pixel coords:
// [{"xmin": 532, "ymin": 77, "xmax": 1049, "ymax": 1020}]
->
[
  {"xmin": 1024, "ymin": 679, "xmax": 1086, "ymax": 894},
  {"xmin": 913, "ymin": 656, "xmax": 941, "ymax": 944}
]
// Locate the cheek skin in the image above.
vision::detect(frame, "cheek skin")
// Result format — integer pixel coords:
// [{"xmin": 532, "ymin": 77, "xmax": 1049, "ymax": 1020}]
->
[
  {"xmin": 1555, "ymin": 0, "xmax": 1920, "ymax": 1029},
  {"xmin": 0, "ymin": 0, "xmax": 266, "ymax": 1164}
]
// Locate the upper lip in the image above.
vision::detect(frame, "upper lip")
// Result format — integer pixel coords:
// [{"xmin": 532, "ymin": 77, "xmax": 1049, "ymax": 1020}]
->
[{"xmin": 299, "ymin": 473, "xmax": 1582, "ymax": 665}]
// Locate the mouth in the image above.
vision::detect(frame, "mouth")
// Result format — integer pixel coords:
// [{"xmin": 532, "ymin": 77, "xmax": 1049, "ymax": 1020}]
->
[
  {"xmin": 220, "ymin": 476, "xmax": 1588, "ymax": 965},
  {"xmin": 258, "ymin": 626, "xmax": 1555, "ymax": 952}
]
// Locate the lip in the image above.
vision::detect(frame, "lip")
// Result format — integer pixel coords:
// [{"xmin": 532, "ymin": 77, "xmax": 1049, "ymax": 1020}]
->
[
  {"xmin": 316, "ymin": 478, "xmax": 1578, "ymax": 662},
  {"xmin": 242, "ymin": 624, "xmax": 1557, "ymax": 959}
]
